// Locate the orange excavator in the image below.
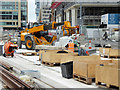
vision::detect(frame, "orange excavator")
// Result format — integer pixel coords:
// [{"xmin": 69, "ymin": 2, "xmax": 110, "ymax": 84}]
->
[{"xmin": 3, "ymin": 41, "xmax": 18, "ymax": 57}]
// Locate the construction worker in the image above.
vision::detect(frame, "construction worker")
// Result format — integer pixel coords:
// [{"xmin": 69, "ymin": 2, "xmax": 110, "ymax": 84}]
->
[
  {"xmin": 103, "ymin": 31, "xmax": 108, "ymax": 40},
  {"xmin": 65, "ymin": 40, "xmax": 77, "ymax": 52}
]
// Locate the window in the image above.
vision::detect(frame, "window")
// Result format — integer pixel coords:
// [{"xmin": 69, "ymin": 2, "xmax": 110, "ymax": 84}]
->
[
  {"xmin": 21, "ymin": 11, "xmax": 26, "ymax": 16},
  {"xmin": 21, "ymin": 22, "xmax": 26, "ymax": 27},
  {"xmin": 6, "ymin": 22, "xmax": 12, "ymax": 25},
  {"xmin": 13, "ymin": 12, "xmax": 18, "ymax": 15},
  {"xmin": 2, "ymin": 15, "xmax": 12, "ymax": 19},
  {"xmin": 16, "ymin": 4, "xmax": 18, "ymax": 10},
  {"xmin": 2, "ymin": 12, "xmax": 5, "ymax": 14},
  {"xmin": 43, "ymin": 11, "xmax": 46, "ymax": 13},
  {"xmin": 13, "ymin": 15, "xmax": 18, "ymax": 19},
  {"xmin": 13, "ymin": 22, "xmax": 15, "ymax": 25},
  {"xmin": 21, "ymin": 16, "xmax": 26, "ymax": 20}
]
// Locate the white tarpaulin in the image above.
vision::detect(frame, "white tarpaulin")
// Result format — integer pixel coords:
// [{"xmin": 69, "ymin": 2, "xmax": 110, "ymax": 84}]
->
[{"xmin": 55, "ymin": 36, "xmax": 73, "ymax": 47}]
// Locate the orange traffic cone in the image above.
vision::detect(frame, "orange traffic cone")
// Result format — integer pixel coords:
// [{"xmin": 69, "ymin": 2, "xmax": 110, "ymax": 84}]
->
[{"xmin": 89, "ymin": 40, "xmax": 92, "ymax": 49}]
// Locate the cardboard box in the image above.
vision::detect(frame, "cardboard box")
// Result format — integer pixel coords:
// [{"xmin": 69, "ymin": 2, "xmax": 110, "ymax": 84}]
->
[
  {"xmin": 73, "ymin": 55, "xmax": 112, "ymax": 78},
  {"xmin": 96, "ymin": 65, "xmax": 120, "ymax": 88}
]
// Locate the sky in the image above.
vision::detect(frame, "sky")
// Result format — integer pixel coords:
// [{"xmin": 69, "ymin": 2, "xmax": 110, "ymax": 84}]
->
[
  {"xmin": 28, "ymin": 0, "xmax": 52, "ymax": 22},
  {"xmin": 28, "ymin": 0, "xmax": 36, "ymax": 22}
]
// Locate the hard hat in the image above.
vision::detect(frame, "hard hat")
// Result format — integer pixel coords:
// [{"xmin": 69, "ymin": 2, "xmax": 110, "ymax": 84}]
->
[{"xmin": 69, "ymin": 40, "xmax": 72, "ymax": 42}]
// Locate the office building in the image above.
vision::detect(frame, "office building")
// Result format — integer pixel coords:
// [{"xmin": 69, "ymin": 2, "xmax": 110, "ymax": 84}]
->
[
  {"xmin": 35, "ymin": 0, "xmax": 52, "ymax": 23},
  {"xmin": 0, "ymin": 0, "xmax": 28, "ymax": 30}
]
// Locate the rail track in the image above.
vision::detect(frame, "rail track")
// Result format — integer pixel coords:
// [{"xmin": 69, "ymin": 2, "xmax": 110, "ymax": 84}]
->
[
  {"xmin": 0, "ymin": 56, "xmax": 58, "ymax": 89},
  {"xmin": 0, "ymin": 66, "xmax": 34, "ymax": 89},
  {"xmin": 0, "ymin": 61, "xmax": 13, "ymax": 70}
]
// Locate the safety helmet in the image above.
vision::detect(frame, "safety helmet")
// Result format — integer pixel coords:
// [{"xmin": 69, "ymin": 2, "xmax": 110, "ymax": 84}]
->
[{"xmin": 69, "ymin": 40, "xmax": 72, "ymax": 42}]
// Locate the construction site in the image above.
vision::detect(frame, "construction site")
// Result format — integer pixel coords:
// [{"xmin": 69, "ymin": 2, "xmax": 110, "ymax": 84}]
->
[{"xmin": 0, "ymin": 0, "xmax": 120, "ymax": 89}]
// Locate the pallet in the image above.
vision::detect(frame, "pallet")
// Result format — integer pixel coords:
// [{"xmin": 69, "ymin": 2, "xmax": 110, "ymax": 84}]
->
[
  {"xmin": 42, "ymin": 61, "xmax": 60, "ymax": 67},
  {"xmin": 22, "ymin": 52, "xmax": 39, "ymax": 56},
  {"xmin": 73, "ymin": 74, "xmax": 94, "ymax": 85},
  {"xmin": 96, "ymin": 81, "xmax": 120, "ymax": 90}
]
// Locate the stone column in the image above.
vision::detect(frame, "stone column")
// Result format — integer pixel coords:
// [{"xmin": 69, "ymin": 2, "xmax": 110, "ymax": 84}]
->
[
  {"xmin": 66, "ymin": 11, "xmax": 69, "ymax": 21},
  {"xmin": 71, "ymin": 8, "xmax": 76, "ymax": 26}
]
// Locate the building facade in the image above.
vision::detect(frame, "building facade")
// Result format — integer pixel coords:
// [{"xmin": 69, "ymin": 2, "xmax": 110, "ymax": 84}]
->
[
  {"xmin": 0, "ymin": 0, "xmax": 28, "ymax": 30},
  {"xmin": 35, "ymin": 0, "xmax": 40, "ymax": 22},
  {"xmin": 35, "ymin": 0, "xmax": 52, "ymax": 23},
  {"xmin": 40, "ymin": 6, "xmax": 51, "ymax": 23},
  {"xmin": 51, "ymin": 1, "xmax": 120, "ymax": 27}
]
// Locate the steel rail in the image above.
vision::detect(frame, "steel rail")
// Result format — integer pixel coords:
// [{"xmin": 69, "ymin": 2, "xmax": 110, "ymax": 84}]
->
[
  {"xmin": 0, "ymin": 70, "xmax": 23, "ymax": 89},
  {"xmin": 0, "ymin": 61, "xmax": 13, "ymax": 70},
  {"xmin": 0, "ymin": 66, "xmax": 34, "ymax": 89}
]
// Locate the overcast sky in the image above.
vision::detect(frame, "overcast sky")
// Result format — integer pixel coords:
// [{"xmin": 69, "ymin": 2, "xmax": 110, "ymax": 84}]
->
[
  {"xmin": 28, "ymin": 0, "xmax": 36, "ymax": 22},
  {"xmin": 28, "ymin": 0, "xmax": 52, "ymax": 22}
]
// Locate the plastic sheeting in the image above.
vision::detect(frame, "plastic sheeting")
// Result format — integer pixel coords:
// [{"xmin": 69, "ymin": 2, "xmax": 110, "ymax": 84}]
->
[{"xmin": 55, "ymin": 36, "xmax": 73, "ymax": 47}]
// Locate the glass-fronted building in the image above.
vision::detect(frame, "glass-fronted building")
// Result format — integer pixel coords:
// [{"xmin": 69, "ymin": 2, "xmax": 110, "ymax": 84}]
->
[{"xmin": 0, "ymin": 0, "xmax": 28, "ymax": 30}]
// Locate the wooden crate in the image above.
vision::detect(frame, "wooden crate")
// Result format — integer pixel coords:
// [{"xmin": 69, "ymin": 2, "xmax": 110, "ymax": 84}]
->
[
  {"xmin": 61, "ymin": 55, "xmax": 74, "ymax": 64},
  {"xmin": 41, "ymin": 50, "xmax": 74, "ymax": 66},
  {"xmin": 95, "ymin": 65, "xmax": 120, "ymax": 89},
  {"xmin": 99, "ymin": 48, "xmax": 111, "ymax": 56},
  {"xmin": 39, "ymin": 50, "xmax": 61, "ymax": 60},
  {"xmin": 60, "ymin": 53, "xmax": 78, "ymax": 64},
  {"xmin": 39, "ymin": 50, "xmax": 73, "ymax": 60},
  {"xmin": 112, "ymin": 59, "xmax": 120, "ymax": 69},
  {"xmin": 74, "ymin": 55, "xmax": 101, "ymax": 64},
  {"xmin": 73, "ymin": 61, "xmax": 96, "ymax": 78},
  {"xmin": 99, "ymin": 48, "xmax": 120, "ymax": 58},
  {"xmin": 109, "ymin": 49, "xmax": 120, "ymax": 58},
  {"xmin": 42, "ymin": 52, "xmax": 61, "ymax": 63},
  {"xmin": 73, "ymin": 55, "xmax": 112, "ymax": 84}
]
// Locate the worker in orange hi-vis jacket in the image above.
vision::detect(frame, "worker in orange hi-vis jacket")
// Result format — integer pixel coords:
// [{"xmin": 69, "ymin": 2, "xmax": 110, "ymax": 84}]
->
[{"xmin": 65, "ymin": 40, "xmax": 77, "ymax": 52}]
